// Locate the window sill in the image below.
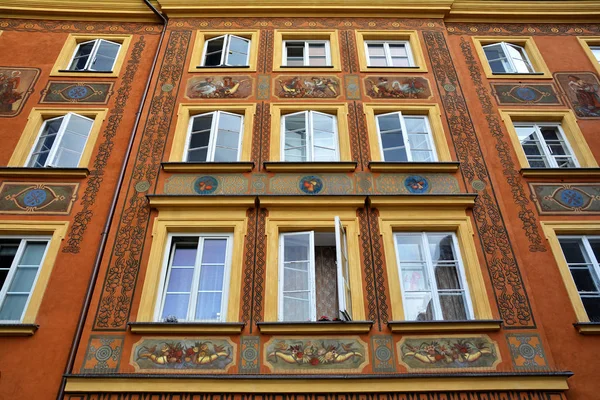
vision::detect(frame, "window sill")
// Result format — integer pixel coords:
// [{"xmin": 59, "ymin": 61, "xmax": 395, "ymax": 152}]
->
[
  {"xmin": 574, "ymin": 322, "xmax": 600, "ymax": 335},
  {"xmin": 161, "ymin": 162, "xmax": 254, "ymax": 173},
  {"xmin": 369, "ymin": 161, "xmax": 459, "ymax": 173},
  {"xmin": 192, "ymin": 66, "xmax": 255, "ymax": 73},
  {"xmin": 257, "ymin": 321, "xmax": 373, "ymax": 334},
  {"xmin": 0, "ymin": 323, "xmax": 39, "ymax": 336},
  {"xmin": 388, "ymin": 320, "xmax": 502, "ymax": 333},
  {"xmin": 147, "ymin": 195, "xmax": 257, "ymax": 208},
  {"xmin": 362, "ymin": 66, "xmax": 427, "ymax": 73},
  {"xmin": 52, "ymin": 70, "xmax": 118, "ymax": 78},
  {"xmin": 263, "ymin": 161, "xmax": 357, "ymax": 173},
  {"xmin": 489, "ymin": 72, "xmax": 551, "ymax": 79},
  {"xmin": 128, "ymin": 322, "xmax": 245, "ymax": 335},
  {"xmin": 0, "ymin": 167, "xmax": 90, "ymax": 179},
  {"xmin": 274, "ymin": 66, "xmax": 341, "ymax": 72},
  {"xmin": 520, "ymin": 168, "xmax": 600, "ymax": 178}
]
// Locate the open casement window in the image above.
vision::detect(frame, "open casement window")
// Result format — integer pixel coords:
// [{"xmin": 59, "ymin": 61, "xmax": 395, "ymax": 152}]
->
[
  {"xmin": 281, "ymin": 111, "xmax": 339, "ymax": 162},
  {"xmin": 283, "ymin": 40, "xmax": 331, "ymax": 67},
  {"xmin": 184, "ymin": 111, "xmax": 244, "ymax": 162},
  {"xmin": 558, "ymin": 236, "xmax": 600, "ymax": 322},
  {"xmin": 515, "ymin": 122, "xmax": 579, "ymax": 168},
  {"xmin": 375, "ymin": 112, "xmax": 437, "ymax": 162},
  {"xmin": 201, "ymin": 34, "xmax": 251, "ymax": 67},
  {"xmin": 68, "ymin": 39, "xmax": 121, "ymax": 72},
  {"xmin": 0, "ymin": 238, "xmax": 50, "ymax": 322},
  {"xmin": 482, "ymin": 42, "xmax": 535, "ymax": 74},
  {"xmin": 394, "ymin": 232, "xmax": 474, "ymax": 321},
  {"xmin": 26, "ymin": 112, "xmax": 94, "ymax": 168},
  {"xmin": 157, "ymin": 234, "xmax": 233, "ymax": 322},
  {"xmin": 278, "ymin": 217, "xmax": 352, "ymax": 322},
  {"xmin": 365, "ymin": 40, "xmax": 414, "ymax": 67}
]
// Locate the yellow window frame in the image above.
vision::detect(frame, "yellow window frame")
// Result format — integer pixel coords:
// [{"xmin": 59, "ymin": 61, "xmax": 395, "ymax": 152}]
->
[
  {"xmin": 262, "ymin": 196, "xmax": 366, "ymax": 322},
  {"xmin": 355, "ymin": 30, "xmax": 427, "ymax": 73},
  {"xmin": 269, "ymin": 103, "xmax": 350, "ymax": 162},
  {"xmin": 136, "ymin": 198, "xmax": 254, "ymax": 324},
  {"xmin": 499, "ymin": 108, "xmax": 598, "ymax": 170},
  {"xmin": 0, "ymin": 221, "xmax": 68, "ymax": 333},
  {"xmin": 273, "ymin": 30, "xmax": 341, "ymax": 72},
  {"xmin": 541, "ymin": 222, "xmax": 600, "ymax": 329},
  {"xmin": 363, "ymin": 103, "xmax": 451, "ymax": 163},
  {"xmin": 188, "ymin": 30, "xmax": 260, "ymax": 73},
  {"xmin": 51, "ymin": 34, "xmax": 132, "ymax": 78},
  {"xmin": 472, "ymin": 36, "xmax": 551, "ymax": 79},
  {"xmin": 577, "ymin": 36, "xmax": 600, "ymax": 77},
  {"xmin": 168, "ymin": 103, "xmax": 256, "ymax": 163},
  {"xmin": 373, "ymin": 196, "xmax": 493, "ymax": 322},
  {"xmin": 8, "ymin": 107, "xmax": 108, "ymax": 169}
]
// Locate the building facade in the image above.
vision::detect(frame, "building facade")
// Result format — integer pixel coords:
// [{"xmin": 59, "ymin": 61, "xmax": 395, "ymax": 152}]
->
[{"xmin": 0, "ymin": 0, "xmax": 600, "ymax": 399}]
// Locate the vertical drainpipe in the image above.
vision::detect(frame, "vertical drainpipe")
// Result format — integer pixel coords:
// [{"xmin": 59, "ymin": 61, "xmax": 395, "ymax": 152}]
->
[{"xmin": 56, "ymin": 1, "xmax": 168, "ymax": 398}]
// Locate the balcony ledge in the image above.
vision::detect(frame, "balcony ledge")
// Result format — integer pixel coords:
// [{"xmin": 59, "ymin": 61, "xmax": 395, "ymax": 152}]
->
[
  {"xmin": 0, "ymin": 167, "xmax": 89, "ymax": 179},
  {"xmin": 388, "ymin": 319, "xmax": 502, "ymax": 333},
  {"xmin": 161, "ymin": 162, "xmax": 254, "ymax": 173},
  {"xmin": 128, "ymin": 322, "xmax": 245, "ymax": 335},
  {"xmin": 520, "ymin": 168, "xmax": 600, "ymax": 178},
  {"xmin": 263, "ymin": 162, "xmax": 357, "ymax": 173},
  {"xmin": 0, "ymin": 323, "xmax": 39, "ymax": 336},
  {"xmin": 257, "ymin": 321, "xmax": 373, "ymax": 334},
  {"xmin": 369, "ymin": 161, "xmax": 460, "ymax": 173},
  {"xmin": 574, "ymin": 322, "xmax": 600, "ymax": 335},
  {"xmin": 64, "ymin": 372, "xmax": 572, "ymax": 393}
]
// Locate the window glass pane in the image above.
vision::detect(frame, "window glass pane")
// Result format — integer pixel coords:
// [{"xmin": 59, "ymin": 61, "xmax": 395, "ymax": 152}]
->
[
  {"xmin": 582, "ymin": 296, "xmax": 600, "ymax": 322},
  {"xmin": 483, "ymin": 44, "xmax": 510, "ymax": 73},
  {"xmin": 172, "ymin": 242, "xmax": 198, "ymax": 267},
  {"xmin": 282, "ymin": 292, "xmax": 310, "ymax": 321},
  {"xmin": 308, "ymin": 43, "xmax": 326, "ymax": 56},
  {"xmin": 199, "ymin": 265, "xmax": 225, "ymax": 291},
  {"xmin": 391, "ymin": 57, "xmax": 410, "ymax": 67},
  {"xmin": 400, "ymin": 263, "xmax": 430, "ymax": 292},
  {"xmin": 283, "ymin": 262, "xmax": 310, "ymax": 291},
  {"xmin": 589, "ymin": 239, "xmax": 600, "ymax": 262},
  {"xmin": 284, "ymin": 113, "xmax": 307, "ymax": 161},
  {"xmin": 166, "ymin": 268, "xmax": 194, "ymax": 292},
  {"xmin": 369, "ymin": 57, "xmax": 388, "ymax": 67},
  {"xmin": 0, "ymin": 293, "xmax": 29, "ymax": 320},
  {"xmin": 229, "ymin": 36, "xmax": 249, "ymax": 54},
  {"xmin": 191, "ymin": 114, "xmax": 213, "ymax": 133},
  {"xmin": 404, "ymin": 117, "xmax": 427, "ymax": 134},
  {"xmin": 195, "ymin": 292, "xmax": 222, "ymax": 320},
  {"xmin": 53, "ymin": 114, "xmax": 93, "ymax": 167},
  {"xmin": 395, "ymin": 234, "xmax": 425, "ymax": 261},
  {"xmin": 91, "ymin": 41, "xmax": 120, "ymax": 71},
  {"xmin": 591, "ymin": 47, "xmax": 600, "ymax": 62},
  {"xmin": 381, "ymin": 132, "xmax": 406, "ymax": 151},
  {"xmin": 313, "ymin": 130, "xmax": 336, "ymax": 149},
  {"xmin": 559, "ymin": 238, "xmax": 589, "ymax": 264},
  {"xmin": 367, "ymin": 43, "xmax": 385, "ymax": 57},
  {"xmin": 29, "ymin": 118, "xmax": 64, "ymax": 167},
  {"xmin": 388, "ymin": 44, "xmax": 407, "ymax": 57},
  {"xmin": 161, "ymin": 294, "xmax": 190, "ymax": 320},
  {"xmin": 435, "ymin": 266, "xmax": 461, "ymax": 290},
  {"xmin": 570, "ymin": 268, "xmax": 599, "ymax": 292},
  {"xmin": 213, "ymin": 148, "xmax": 237, "ymax": 162},
  {"xmin": 312, "ymin": 113, "xmax": 335, "ymax": 133},
  {"xmin": 204, "ymin": 37, "xmax": 224, "ymax": 66},
  {"xmin": 19, "ymin": 242, "xmax": 47, "ymax": 266},
  {"xmin": 439, "ymin": 293, "xmax": 468, "ymax": 320},
  {"xmin": 7, "ymin": 268, "xmax": 38, "ymax": 293},
  {"xmin": 0, "ymin": 270, "xmax": 7, "ymax": 291},
  {"xmin": 427, "ymin": 234, "xmax": 457, "ymax": 262},
  {"xmin": 188, "ymin": 148, "xmax": 208, "ymax": 162},
  {"xmin": 69, "ymin": 42, "xmax": 94, "ymax": 70},
  {"xmin": 377, "ymin": 114, "xmax": 402, "ymax": 132},
  {"xmin": 506, "ymin": 44, "xmax": 533, "ymax": 73},
  {"xmin": 313, "ymin": 147, "xmax": 337, "ymax": 161},
  {"xmin": 283, "ymin": 233, "xmax": 310, "ymax": 262},
  {"xmin": 285, "ymin": 43, "xmax": 304, "ymax": 66},
  {"xmin": 201, "ymin": 239, "xmax": 227, "ymax": 264},
  {"xmin": 404, "ymin": 293, "xmax": 434, "ymax": 321},
  {"xmin": 226, "ymin": 53, "xmax": 247, "ymax": 66},
  {"xmin": 189, "ymin": 132, "xmax": 210, "ymax": 151}
]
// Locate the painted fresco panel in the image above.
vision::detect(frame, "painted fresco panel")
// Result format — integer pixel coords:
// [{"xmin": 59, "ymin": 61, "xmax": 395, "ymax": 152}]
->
[
  {"xmin": 40, "ymin": 81, "xmax": 114, "ymax": 104},
  {"xmin": 264, "ymin": 337, "xmax": 368, "ymax": 373},
  {"xmin": 274, "ymin": 75, "xmax": 341, "ymax": 98},
  {"xmin": 491, "ymin": 83, "xmax": 562, "ymax": 105},
  {"xmin": 364, "ymin": 76, "xmax": 432, "ymax": 99},
  {"xmin": 0, "ymin": 67, "xmax": 39, "ymax": 117},
  {"xmin": 530, "ymin": 183, "xmax": 600, "ymax": 214},
  {"xmin": 555, "ymin": 72, "xmax": 600, "ymax": 118},
  {"xmin": 0, "ymin": 182, "xmax": 78, "ymax": 214},
  {"xmin": 398, "ymin": 335, "xmax": 501, "ymax": 371},
  {"xmin": 185, "ymin": 76, "xmax": 252, "ymax": 99},
  {"xmin": 131, "ymin": 337, "xmax": 236, "ymax": 373}
]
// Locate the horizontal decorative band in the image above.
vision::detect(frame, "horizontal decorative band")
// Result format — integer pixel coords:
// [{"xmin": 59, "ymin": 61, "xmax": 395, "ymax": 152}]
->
[
  {"xmin": 369, "ymin": 162, "xmax": 460, "ymax": 173},
  {"xmin": 162, "ymin": 162, "xmax": 255, "ymax": 173},
  {"xmin": 257, "ymin": 321, "xmax": 373, "ymax": 334},
  {"xmin": 0, "ymin": 167, "xmax": 89, "ymax": 179},
  {"xmin": 388, "ymin": 319, "xmax": 502, "ymax": 333},
  {"xmin": 368, "ymin": 194, "xmax": 477, "ymax": 208},
  {"xmin": 521, "ymin": 168, "xmax": 600, "ymax": 178},
  {"xmin": 263, "ymin": 162, "xmax": 358, "ymax": 173}
]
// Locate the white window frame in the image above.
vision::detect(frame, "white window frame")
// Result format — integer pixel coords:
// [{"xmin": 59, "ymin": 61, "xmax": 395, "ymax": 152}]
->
[
  {"xmin": 590, "ymin": 46, "xmax": 600, "ymax": 63},
  {"xmin": 67, "ymin": 39, "xmax": 121, "ymax": 72},
  {"xmin": 514, "ymin": 122, "xmax": 580, "ymax": 168},
  {"xmin": 558, "ymin": 235, "xmax": 600, "ymax": 321},
  {"xmin": 482, "ymin": 42, "xmax": 535, "ymax": 74},
  {"xmin": 154, "ymin": 233, "xmax": 234, "ymax": 322},
  {"xmin": 393, "ymin": 232, "xmax": 474, "ymax": 321},
  {"xmin": 0, "ymin": 236, "xmax": 51, "ymax": 323},
  {"xmin": 200, "ymin": 34, "xmax": 251, "ymax": 67},
  {"xmin": 364, "ymin": 40, "xmax": 415, "ymax": 67},
  {"xmin": 183, "ymin": 111, "xmax": 244, "ymax": 162},
  {"xmin": 26, "ymin": 112, "xmax": 94, "ymax": 168},
  {"xmin": 282, "ymin": 40, "xmax": 331, "ymax": 67},
  {"xmin": 280, "ymin": 110, "xmax": 339, "ymax": 162},
  {"xmin": 278, "ymin": 217, "xmax": 351, "ymax": 322},
  {"xmin": 375, "ymin": 112, "xmax": 437, "ymax": 162}
]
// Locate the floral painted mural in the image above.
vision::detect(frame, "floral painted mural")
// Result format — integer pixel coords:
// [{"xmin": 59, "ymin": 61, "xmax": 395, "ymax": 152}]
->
[
  {"xmin": 275, "ymin": 75, "xmax": 340, "ymax": 98},
  {"xmin": 364, "ymin": 76, "xmax": 432, "ymax": 99},
  {"xmin": 398, "ymin": 335, "xmax": 500, "ymax": 370},
  {"xmin": 131, "ymin": 338, "xmax": 236, "ymax": 372},
  {"xmin": 264, "ymin": 337, "xmax": 368, "ymax": 373},
  {"xmin": 0, "ymin": 67, "xmax": 39, "ymax": 117},
  {"xmin": 186, "ymin": 76, "xmax": 252, "ymax": 99}
]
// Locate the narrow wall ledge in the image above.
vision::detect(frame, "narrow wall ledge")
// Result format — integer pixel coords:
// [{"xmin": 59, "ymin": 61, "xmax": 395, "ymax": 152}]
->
[
  {"xmin": 128, "ymin": 322, "xmax": 245, "ymax": 335},
  {"xmin": 0, "ymin": 323, "xmax": 39, "ymax": 336},
  {"xmin": 520, "ymin": 168, "xmax": 600, "ymax": 178},
  {"xmin": 574, "ymin": 322, "xmax": 600, "ymax": 335},
  {"xmin": 0, "ymin": 167, "xmax": 89, "ymax": 179},
  {"xmin": 388, "ymin": 319, "xmax": 502, "ymax": 333},
  {"xmin": 161, "ymin": 162, "xmax": 254, "ymax": 173},
  {"xmin": 257, "ymin": 321, "xmax": 373, "ymax": 334},
  {"xmin": 64, "ymin": 372, "xmax": 572, "ymax": 393},
  {"xmin": 369, "ymin": 161, "xmax": 460, "ymax": 173},
  {"xmin": 263, "ymin": 162, "xmax": 357, "ymax": 173}
]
